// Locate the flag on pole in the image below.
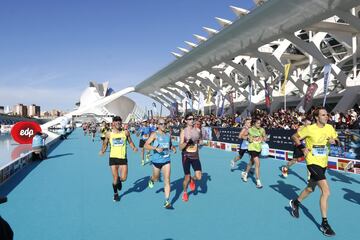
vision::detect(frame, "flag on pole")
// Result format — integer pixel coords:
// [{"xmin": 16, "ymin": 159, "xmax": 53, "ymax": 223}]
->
[
  {"xmin": 152, "ymin": 102, "xmax": 157, "ymax": 117},
  {"xmin": 215, "ymin": 91, "xmax": 221, "ymax": 109},
  {"xmin": 225, "ymin": 91, "xmax": 235, "ymax": 115},
  {"xmin": 264, "ymin": 80, "xmax": 271, "ymax": 113},
  {"xmin": 303, "ymin": 83, "xmax": 318, "ymax": 112},
  {"xmin": 323, "ymin": 64, "xmax": 331, "ymax": 107},
  {"xmin": 281, "ymin": 64, "xmax": 291, "ymax": 96},
  {"xmin": 219, "ymin": 95, "xmax": 226, "ymax": 117},
  {"xmin": 206, "ymin": 86, "xmax": 212, "ymax": 104},
  {"xmin": 185, "ymin": 91, "xmax": 193, "ymax": 112},
  {"xmin": 170, "ymin": 102, "xmax": 178, "ymax": 117},
  {"xmin": 248, "ymin": 76, "xmax": 252, "ymax": 102},
  {"xmin": 198, "ymin": 91, "xmax": 205, "ymax": 115}
]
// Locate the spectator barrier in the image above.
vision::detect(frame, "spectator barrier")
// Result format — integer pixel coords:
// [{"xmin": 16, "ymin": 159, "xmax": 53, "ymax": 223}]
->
[
  {"xmin": 0, "ymin": 132, "xmax": 64, "ymax": 185},
  {"xmin": 170, "ymin": 126, "xmax": 360, "ymax": 174}
]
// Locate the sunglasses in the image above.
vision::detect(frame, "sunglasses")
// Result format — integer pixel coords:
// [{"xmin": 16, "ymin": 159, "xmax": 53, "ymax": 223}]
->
[
  {"xmin": 186, "ymin": 118, "xmax": 194, "ymax": 120},
  {"xmin": 158, "ymin": 123, "xmax": 166, "ymax": 125}
]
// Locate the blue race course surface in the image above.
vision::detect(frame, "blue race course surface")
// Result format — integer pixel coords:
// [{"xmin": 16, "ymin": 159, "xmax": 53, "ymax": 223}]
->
[{"xmin": 1, "ymin": 129, "xmax": 359, "ymax": 240}]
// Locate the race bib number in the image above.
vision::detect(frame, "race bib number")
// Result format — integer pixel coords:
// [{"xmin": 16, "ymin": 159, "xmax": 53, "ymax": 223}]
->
[
  {"xmin": 312, "ymin": 145, "xmax": 327, "ymax": 156},
  {"xmin": 113, "ymin": 138, "xmax": 125, "ymax": 147},
  {"xmin": 187, "ymin": 145, "xmax": 197, "ymax": 153},
  {"xmin": 159, "ymin": 143, "xmax": 170, "ymax": 157}
]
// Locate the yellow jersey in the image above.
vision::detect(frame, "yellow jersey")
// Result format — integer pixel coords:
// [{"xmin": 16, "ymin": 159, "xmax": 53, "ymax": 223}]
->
[
  {"xmin": 298, "ymin": 124, "xmax": 337, "ymax": 168},
  {"xmin": 109, "ymin": 131, "xmax": 127, "ymax": 159}
]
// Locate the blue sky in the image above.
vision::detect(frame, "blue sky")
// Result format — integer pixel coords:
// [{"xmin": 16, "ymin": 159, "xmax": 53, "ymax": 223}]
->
[{"xmin": 0, "ymin": 0, "xmax": 255, "ymax": 113}]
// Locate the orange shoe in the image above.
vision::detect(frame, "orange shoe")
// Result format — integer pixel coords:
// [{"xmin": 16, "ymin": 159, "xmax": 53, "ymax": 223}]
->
[
  {"xmin": 189, "ymin": 179, "xmax": 196, "ymax": 191},
  {"xmin": 182, "ymin": 192, "xmax": 189, "ymax": 202}
]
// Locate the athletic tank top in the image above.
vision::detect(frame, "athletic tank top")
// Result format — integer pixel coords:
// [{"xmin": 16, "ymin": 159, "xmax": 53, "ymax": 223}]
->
[
  {"xmin": 248, "ymin": 127, "xmax": 265, "ymax": 152},
  {"xmin": 239, "ymin": 128, "xmax": 249, "ymax": 150},
  {"xmin": 151, "ymin": 131, "xmax": 171, "ymax": 163},
  {"xmin": 183, "ymin": 127, "xmax": 201, "ymax": 159},
  {"xmin": 109, "ymin": 131, "xmax": 127, "ymax": 159},
  {"xmin": 141, "ymin": 126, "xmax": 151, "ymax": 139},
  {"xmin": 100, "ymin": 127, "xmax": 107, "ymax": 138}
]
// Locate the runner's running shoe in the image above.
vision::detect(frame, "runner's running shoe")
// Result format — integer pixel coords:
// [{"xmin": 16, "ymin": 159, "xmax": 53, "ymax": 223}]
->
[
  {"xmin": 164, "ymin": 200, "xmax": 172, "ymax": 209},
  {"xmin": 256, "ymin": 179, "xmax": 263, "ymax": 189},
  {"xmin": 113, "ymin": 193, "xmax": 120, "ymax": 202},
  {"xmin": 289, "ymin": 199, "xmax": 299, "ymax": 218},
  {"xmin": 182, "ymin": 192, "xmax": 189, "ymax": 202},
  {"xmin": 241, "ymin": 172, "xmax": 248, "ymax": 182},
  {"xmin": 230, "ymin": 160, "xmax": 236, "ymax": 168},
  {"xmin": 148, "ymin": 179, "xmax": 154, "ymax": 188},
  {"xmin": 281, "ymin": 166, "xmax": 288, "ymax": 178},
  {"xmin": 320, "ymin": 221, "xmax": 336, "ymax": 237}
]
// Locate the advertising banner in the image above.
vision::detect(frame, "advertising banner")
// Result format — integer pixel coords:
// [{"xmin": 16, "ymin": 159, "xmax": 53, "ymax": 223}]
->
[
  {"xmin": 211, "ymin": 127, "xmax": 241, "ymax": 144},
  {"xmin": 266, "ymin": 129, "xmax": 296, "ymax": 151}
]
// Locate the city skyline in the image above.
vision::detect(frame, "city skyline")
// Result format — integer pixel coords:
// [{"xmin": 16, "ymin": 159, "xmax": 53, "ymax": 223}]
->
[{"xmin": 0, "ymin": 0, "xmax": 255, "ymax": 113}]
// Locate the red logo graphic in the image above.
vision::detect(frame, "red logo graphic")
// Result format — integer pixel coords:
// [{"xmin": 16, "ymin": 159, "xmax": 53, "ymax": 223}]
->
[{"xmin": 10, "ymin": 121, "xmax": 42, "ymax": 144}]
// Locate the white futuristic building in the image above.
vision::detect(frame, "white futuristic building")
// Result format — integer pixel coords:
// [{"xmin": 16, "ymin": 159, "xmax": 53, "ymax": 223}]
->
[
  {"xmin": 76, "ymin": 81, "xmax": 144, "ymax": 123},
  {"xmin": 134, "ymin": 0, "xmax": 360, "ymax": 115},
  {"xmin": 42, "ymin": 82, "xmax": 144, "ymax": 130}
]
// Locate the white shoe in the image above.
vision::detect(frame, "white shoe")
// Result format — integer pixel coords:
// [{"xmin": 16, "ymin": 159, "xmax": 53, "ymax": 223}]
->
[
  {"xmin": 230, "ymin": 160, "xmax": 236, "ymax": 168},
  {"xmin": 281, "ymin": 166, "xmax": 288, "ymax": 178},
  {"xmin": 256, "ymin": 179, "xmax": 263, "ymax": 189},
  {"xmin": 241, "ymin": 172, "xmax": 248, "ymax": 182},
  {"xmin": 345, "ymin": 161, "xmax": 354, "ymax": 172}
]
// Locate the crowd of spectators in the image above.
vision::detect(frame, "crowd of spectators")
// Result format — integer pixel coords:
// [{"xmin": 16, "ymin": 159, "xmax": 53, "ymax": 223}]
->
[{"xmin": 135, "ymin": 105, "xmax": 360, "ymax": 130}]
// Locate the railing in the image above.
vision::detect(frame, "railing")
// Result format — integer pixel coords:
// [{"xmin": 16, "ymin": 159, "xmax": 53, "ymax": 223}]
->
[{"xmin": 169, "ymin": 126, "xmax": 360, "ymax": 174}]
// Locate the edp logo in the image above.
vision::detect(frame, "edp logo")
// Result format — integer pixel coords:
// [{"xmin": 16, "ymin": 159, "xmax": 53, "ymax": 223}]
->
[
  {"xmin": 11, "ymin": 121, "xmax": 42, "ymax": 144},
  {"xmin": 20, "ymin": 128, "xmax": 34, "ymax": 138}
]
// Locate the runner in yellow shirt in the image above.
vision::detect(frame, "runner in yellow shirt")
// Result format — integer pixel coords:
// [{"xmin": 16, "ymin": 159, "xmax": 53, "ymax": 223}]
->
[
  {"xmin": 241, "ymin": 118, "xmax": 267, "ymax": 188},
  {"xmin": 99, "ymin": 116, "xmax": 138, "ymax": 202},
  {"xmin": 290, "ymin": 107, "xmax": 339, "ymax": 237}
]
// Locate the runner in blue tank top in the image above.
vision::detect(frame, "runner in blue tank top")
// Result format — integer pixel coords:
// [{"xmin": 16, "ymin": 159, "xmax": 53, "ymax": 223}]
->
[
  {"xmin": 145, "ymin": 118, "xmax": 176, "ymax": 209},
  {"xmin": 137, "ymin": 120, "xmax": 151, "ymax": 165}
]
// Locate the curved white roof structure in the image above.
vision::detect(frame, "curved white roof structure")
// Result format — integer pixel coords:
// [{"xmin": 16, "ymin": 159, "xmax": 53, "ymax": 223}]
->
[
  {"xmin": 42, "ymin": 83, "xmax": 144, "ymax": 130},
  {"xmin": 135, "ymin": 0, "xmax": 360, "ymax": 113}
]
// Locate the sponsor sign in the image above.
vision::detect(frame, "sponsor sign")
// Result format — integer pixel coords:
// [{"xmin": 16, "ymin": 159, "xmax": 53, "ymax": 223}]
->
[
  {"xmin": 211, "ymin": 127, "xmax": 241, "ymax": 144},
  {"xmin": 267, "ymin": 129, "xmax": 296, "ymax": 151},
  {"xmin": 11, "ymin": 121, "xmax": 42, "ymax": 144}
]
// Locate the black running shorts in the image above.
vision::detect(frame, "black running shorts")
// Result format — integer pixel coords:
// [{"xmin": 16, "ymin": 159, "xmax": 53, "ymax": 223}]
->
[
  {"xmin": 248, "ymin": 150, "xmax": 261, "ymax": 158},
  {"xmin": 139, "ymin": 139, "xmax": 146, "ymax": 148},
  {"xmin": 307, "ymin": 164, "xmax": 327, "ymax": 190},
  {"xmin": 152, "ymin": 161, "xmax": 170, "ymax": 169},
  {"xmin": 238, "ymin": 149, "xmax": 247, "ymax": 158},
  {"xmin": 182, "ymin": 154, "xmax": 202, "ymax": 175},
  {"xmin": 109, "ymin": 158, "xmax": 128, "ymax": 166}
]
